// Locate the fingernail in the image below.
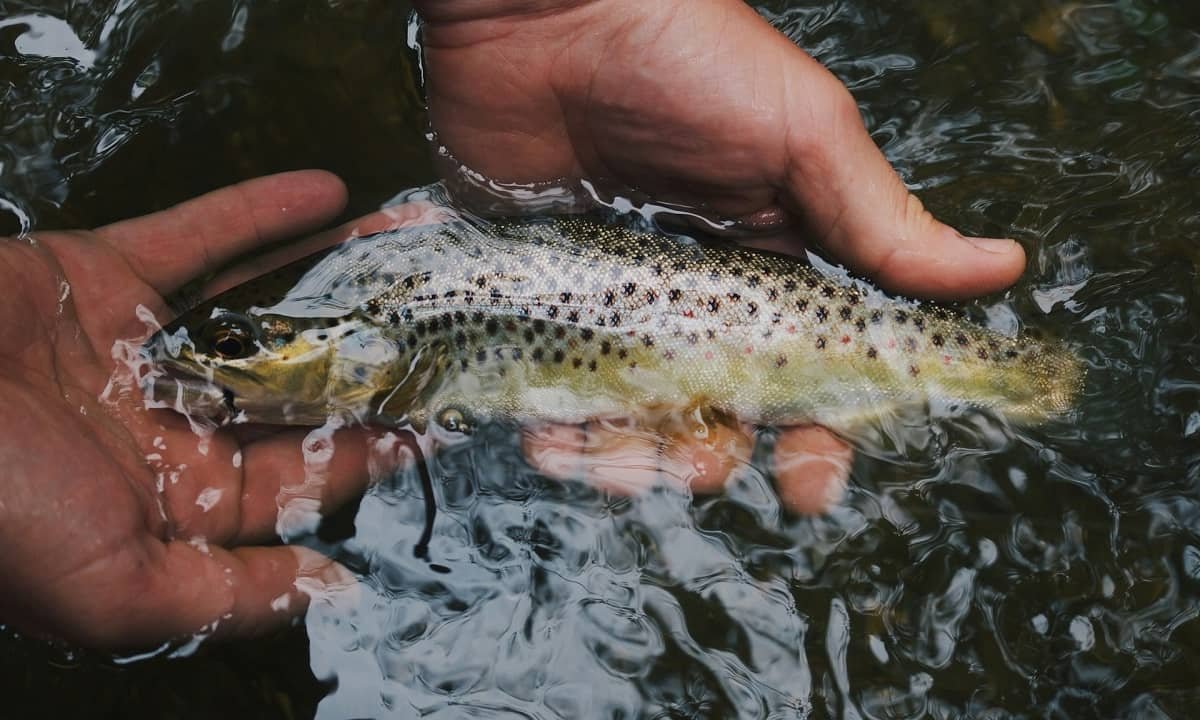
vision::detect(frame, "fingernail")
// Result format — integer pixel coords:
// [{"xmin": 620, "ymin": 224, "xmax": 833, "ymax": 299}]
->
[{"xmin": 961, "ymin": 234, "xmax": 1017, "ymax": 254}]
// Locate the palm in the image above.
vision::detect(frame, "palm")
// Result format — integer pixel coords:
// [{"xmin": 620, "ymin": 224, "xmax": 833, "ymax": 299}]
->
[
  {"xmin": 0, "ymin": 172, "xmax": 363, "ymax": 648},
  {"xmin": 419, "ymin": 0, "xmax": 1025, "ymax": 300}
]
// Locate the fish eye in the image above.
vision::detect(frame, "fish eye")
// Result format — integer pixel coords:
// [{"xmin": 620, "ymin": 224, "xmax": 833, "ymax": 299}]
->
[{"xmin": 206, "ymin": 316, "xmax": 258, "ymax": 360}]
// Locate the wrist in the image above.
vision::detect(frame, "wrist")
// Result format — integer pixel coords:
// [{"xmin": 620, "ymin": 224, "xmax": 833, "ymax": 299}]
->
[{"xmin": 412, "ymin": 0, "xmax": 598, "ymax": 25}]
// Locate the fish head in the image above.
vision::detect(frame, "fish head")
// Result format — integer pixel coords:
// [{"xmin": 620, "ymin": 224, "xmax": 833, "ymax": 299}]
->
[{"xmin": 144, "ymin": 295, "xmax": 347, "ymax": 425}]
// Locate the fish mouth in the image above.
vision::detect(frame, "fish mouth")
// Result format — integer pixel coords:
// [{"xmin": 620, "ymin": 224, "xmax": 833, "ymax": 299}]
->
[{"xmin": 144, "ymin": 366, "xmax": 240, "ymax": 423}]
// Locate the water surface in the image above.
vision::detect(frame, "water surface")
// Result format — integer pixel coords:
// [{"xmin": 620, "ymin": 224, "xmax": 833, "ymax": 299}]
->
[{"xmin": 3, "ymin": 1, "xmax": 1199, "ymax": 718}]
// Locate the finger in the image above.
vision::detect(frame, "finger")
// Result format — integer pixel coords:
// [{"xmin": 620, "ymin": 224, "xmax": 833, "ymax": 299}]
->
[
  {"xmin": 521, "ymin": 415, "xmax": 751, "ymax": 495},
  {"xmin": 772, "ymin": 425, "xmax": 853, "ymax": 515},
  {"xmin": 236, "ymin": 426, "xmax": 394, "ymax": 544},
  {"xmin": 780, "ymin": 57, "xmax": 1025, "ymax": 300},
  {"xmin": 199, "ymin": 200, "xmax": 453, "ymax": 298},
  {"xmin": 65, "ymin": 542, "xmax": 356, "ymax": 648},
  {"xmin": 523, "ymin": 421, "xmax": 663, "ymax": 494},
  {"xmin": 95, "ymin": 170, "xmax": 348, "ymax": 295}
]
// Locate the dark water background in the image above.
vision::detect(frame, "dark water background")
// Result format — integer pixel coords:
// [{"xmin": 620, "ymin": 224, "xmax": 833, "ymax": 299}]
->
[{"xmin": 3, "ymin": 0, "xmax": 1199, "ymax": 717}]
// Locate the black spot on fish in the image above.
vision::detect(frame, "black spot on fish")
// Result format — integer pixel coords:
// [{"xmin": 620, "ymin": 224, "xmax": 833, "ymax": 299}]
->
[
  {"xmin": 485, "ymin": 318, "xmax": 499, "ymax": 335},
  {"xmin": 490, "ymin": 288, "xmax": 503, "ymax": 302},
  {"xmin": 1006, "ymin": 349, "xmax": 1019, "ymax": 359},
  {"xmin": 955, "ymin": 333, "xmax": 969, "ymax": 347},
  {"xmin": 388, "ymin": 311, "xmax": 401, "ymax": 326},
  {"xmin": 588, "ymin": 360, "xmax": 597, "ymax": 372},
  {"xmin": 523, "ymin": 329, "xmax": 535, "ymax": 344},
  {"xmin": 560, "ymin": 291, "xmax": 572, "ymax": 303},
  {"xmin": 748, "ymin": 302, "xmax": 758, "ymax": 316},
  {"xmin": 805, "ymin": 278, "xmax": 819, "ymax": 289},
  {"xmin": 748, "ymin": 275, "xmax": 761, "ymax": 288},
  {"xmin": 839, "ymin": 306, "xmax": 852, "ymax": 320},
  {"xmin": 731, "ymin": 266, "xmax": 743, "ymax": 277},
  {"xmin": 895, "ymin": 311, "xmax": 908, "ymax": 325},
  {"xmin": 767, "ymin": 288, "xmax": 779, "ymax": 301},
  {"xmin": 547, "ymin": 306, "xmax": 560, "ymax": 319},
  {"xmin": 775, "ymin": 354, "xmax": 787, "ymax": 368},
  {"xmin": 706, "ymin": 329, "xmax": 717, "ymax": 340},
  {"xmin": 687, "ymin": 332, "xmax": 699, "ymax": 345},
  {"xmin": 407, "ymin": 333, "xmax": 417, "ymax": 347},
  {"xmin": 668, "ymin": 288, "xmax": 683, "ymax": 303},
  {"xmin": 444, "ymin": 290, "xmax": 457, "ymax": 299},
  {"xmin": 581, "ymin": 328, "xmax": 594, "ymax": 342},
  {"xmin": 871, "ymin": 310, "xmax": 882, "ymax": 324},
  {"xmin": 532, "ymin": 348, "xmax": 545, "ymax": 361},
  {"xmin": 909, "ymin": 364, "xmax": 921, "ymax": 377},
  {"xmin": 815, "ymin": 306, "xmax": 828, "ymax": 322},
  {"xmin": 553, "ymin": 349, "xmax": 566, "ymax": 364},
  {"xmin": 727, "ymin": 292, "xmax": 741, "ymax": 303},
  {"xmin": 572, "ymin": 357, "xmax": 583, "ymax": 369},
  {"xmin": 618, "ymin": 348, "xmax": 628, "ymax": 360},
  {"xmin": 855, "ymin": 318, "xmax": 866, "ymax": 332},
  {"xmin": 404, "ymin": 277, "xmax": 416, "ymax": 289},
  {"xmin": 455, "ymin": 331, "xmax": 467, "ymax": 348},
  {"xmin": 365, "ymin": 298, "xmax": 381, "ymax": 315},
  {"xmin": 932, "ymin": 333, "xmax": 944, "ymax": 347},
  {"xmin": 913, "ymin": 317, "xmax": 925, "ymax": 332},
  {"xmin": 645, "ymin": 289, "xmax": 658, "ymax": 304},
  {"xmin": 472, "ymin": 311, "xmax": 485, "ymax": 324},
  {"xmin": 977, "ymin": 347, "xmax": 989, "ymax": 360},
  {"xmin": 816, "ymin": 337, "xmax": 826, "ymax": 350},
  {"xmin": 603, "ymin": 289, "xmax": 616, "ymax": 306},
  {"xmin": 554, "ymin": 326, "xmax": 566, "ymax": 340},
  {"xmin": 867, "ymin": 347, "xmax": 878, "ymax": 359},
  {"xmin": 822, "ymin": 285, "xmax": 836, "ymax": 298},
  {"xmin": 707, "ymin": 297, "xmax": 721, "ymax": 313},
  {"xmin": 784, "ymin": 279, "xmax": 798, "ymax": 292},
  {"xmin": 904, "ymin": 337, "xmax": 918, "ymax": 352},
  {"xmin": 623, "ymin": 282, "xmax": 637, "ymax": 296},
  {"xmin": 567, "ymin": 310, "xmax": 580, "ymax": 323},
  {"xmin": 460, "ymin": 358, "xmax": 469, "ymax": 371},
  {"xmin": 641, "ymin": 335, "xmax": 655, "ymax": 347},
  {"xmin": 532, "ymin": 319, "xmax": 546, "ymax": 334},
  {"xmin": 476, "ymin": 349, "xmax": 487, "ymax": 363},
  {"xmin": 416, "ymin": 321, "xmax": 427, "ymax": 336},
  {"xmin": 652, "ymin": 263, "xmax": 665, "ymax": 276},
  {"xmin": 600, "ymin": 341, "xmax": 612, "ymax": 355},
  {"xmin": 610, "ymin": 312, "xmax": 621, "ymax": 327}
]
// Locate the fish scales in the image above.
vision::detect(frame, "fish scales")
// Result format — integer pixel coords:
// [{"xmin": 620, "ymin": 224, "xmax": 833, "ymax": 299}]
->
[{"xmin": 147, "ymin": 217, "xmax": 1082, "ymax": 432}]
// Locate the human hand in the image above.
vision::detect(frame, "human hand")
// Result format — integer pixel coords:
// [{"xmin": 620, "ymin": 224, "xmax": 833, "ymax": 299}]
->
[
  {"xmin": 0, "ymin": 171, "xmax": 380, "ymax": 648},
  {"xmin": 414, "ymin": 0, "xmax": 1026, "ymax": 512}
]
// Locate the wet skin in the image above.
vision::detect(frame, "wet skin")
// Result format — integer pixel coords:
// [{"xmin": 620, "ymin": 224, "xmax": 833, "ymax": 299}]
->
[{"xmin": 0, "ymin": 0, "xmax": 1026, "ymax": 649}]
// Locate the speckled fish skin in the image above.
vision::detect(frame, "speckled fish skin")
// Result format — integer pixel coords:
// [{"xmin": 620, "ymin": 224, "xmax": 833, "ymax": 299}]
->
[{"xmin": 145, "ymin": 217, "xmax": 1083, "ymax": 433}]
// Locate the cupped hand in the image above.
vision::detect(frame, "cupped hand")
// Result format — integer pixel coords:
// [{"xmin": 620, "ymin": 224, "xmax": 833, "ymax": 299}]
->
[
  {"xmin": 415, "ymin": 0, "xmax": 1025, "ymax": 511},
  {"xmin": 0, "ymin": 171, "xmax": 382, "ymax": 649}
]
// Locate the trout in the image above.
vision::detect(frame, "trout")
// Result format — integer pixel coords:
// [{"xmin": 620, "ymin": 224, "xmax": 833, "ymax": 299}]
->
[{"xmin": 143, "ymin": 217, "xmax": 1083, "ymax": 435}]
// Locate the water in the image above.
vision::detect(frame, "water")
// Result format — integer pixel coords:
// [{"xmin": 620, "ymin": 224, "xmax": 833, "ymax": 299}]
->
[{"xmin": 3, "ymin": 0, "xmax": 1199, "ymax": 717}]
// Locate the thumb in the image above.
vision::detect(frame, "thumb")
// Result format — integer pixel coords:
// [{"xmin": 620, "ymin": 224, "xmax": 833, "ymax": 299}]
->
[{"xmin": 781, "ymin": 66, "xmax": 1026, "ymax": 301}]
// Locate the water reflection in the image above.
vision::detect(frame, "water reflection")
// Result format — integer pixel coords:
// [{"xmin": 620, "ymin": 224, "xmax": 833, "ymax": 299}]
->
[{"xmin": 3, "ymin": 0, "xmax": 1200, "ymax": 718}]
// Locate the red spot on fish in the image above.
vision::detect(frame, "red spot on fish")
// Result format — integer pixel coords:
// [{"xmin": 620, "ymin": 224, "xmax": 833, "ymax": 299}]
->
[
  {"xmin": 943, "ymin": 355, "xmax": 952, "ymax": 365},
  {"xmin": 841, "ymin": 335, "xmax": 851, "ymax": 344},
  {"xmin": 705, "ymin": 351, "xmax": 714, "ymax": 360},
  {"xmin": 683, "ymin": 310, "xmax": 695, "ymax": 318},
  {"xmin": 888, "ymin": 340, "xmax": 896, "ymax": 349},
  {"xmin": 787, "ymin": 324, "xmax": 797, "ymax": 334},
  {"xmin": 744, "ymin": 346, "xmax": 753, "ymax": 355}
]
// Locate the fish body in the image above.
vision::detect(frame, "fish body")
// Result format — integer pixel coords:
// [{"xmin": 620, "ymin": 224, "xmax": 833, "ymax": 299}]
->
[{"xmin": 146, "ymin": 217, "xmax": 1082, "ymax": 434}]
